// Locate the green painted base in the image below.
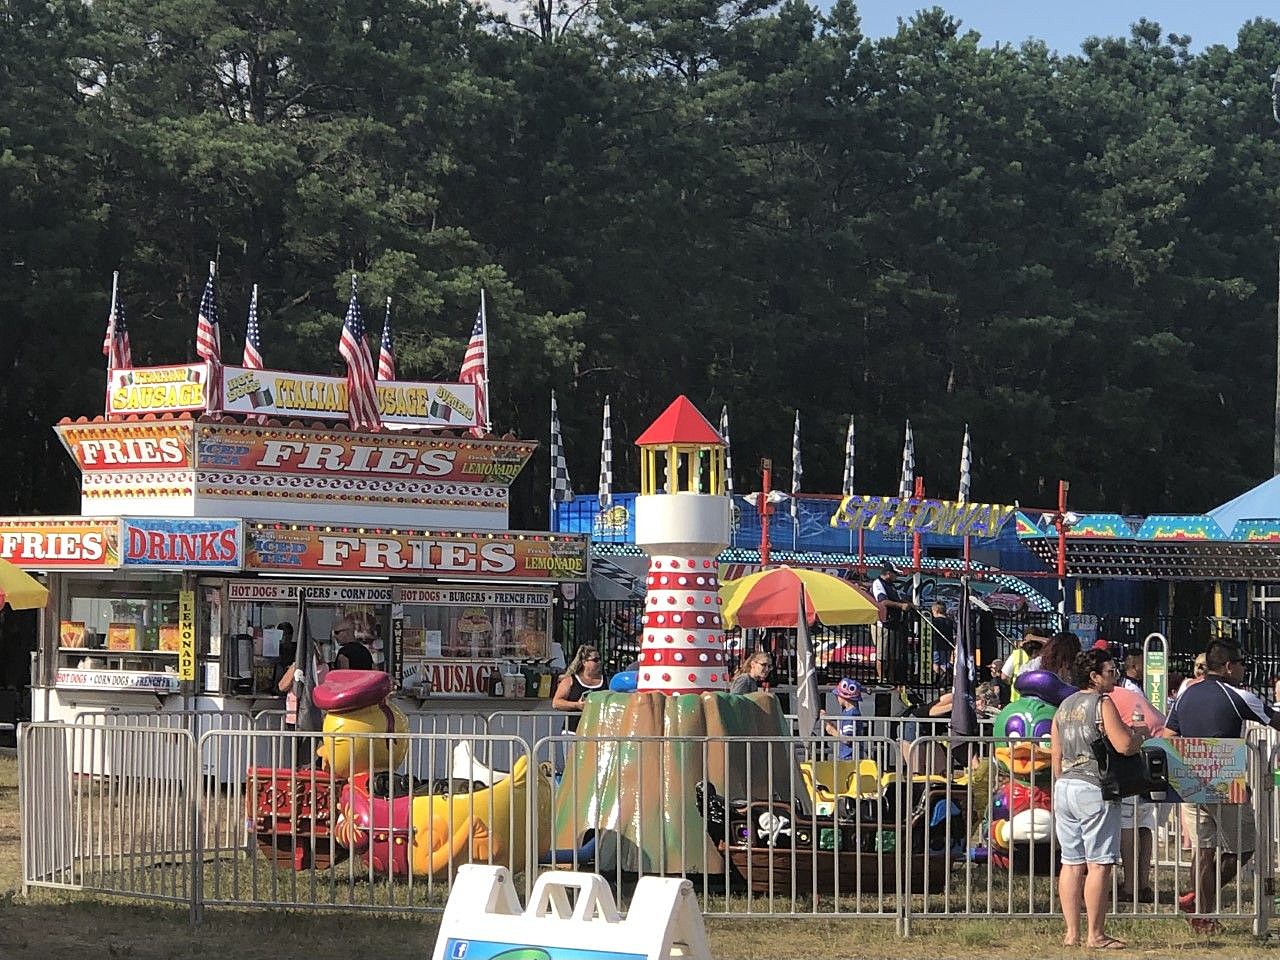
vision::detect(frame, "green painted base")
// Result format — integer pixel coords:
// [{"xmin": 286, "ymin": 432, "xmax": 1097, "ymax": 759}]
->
[{"xmin": 552, "ymin": 690, "xmax": 797, "ymax": 874}]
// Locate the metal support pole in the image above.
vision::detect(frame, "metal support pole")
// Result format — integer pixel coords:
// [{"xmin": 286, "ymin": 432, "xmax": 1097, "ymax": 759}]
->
[
  {"xmin": 759, "ymin": 458, "xmax": 772, "ymax": 569},
  {"xmin": 1056, "ymin": 480, "xmax": 1070, "ymax": 618}
]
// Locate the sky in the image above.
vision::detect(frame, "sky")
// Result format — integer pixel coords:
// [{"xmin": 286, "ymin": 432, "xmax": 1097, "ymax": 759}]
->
[{"xmin": 847, "ymin": 1, "xmax": 1269, "ymax": 54}]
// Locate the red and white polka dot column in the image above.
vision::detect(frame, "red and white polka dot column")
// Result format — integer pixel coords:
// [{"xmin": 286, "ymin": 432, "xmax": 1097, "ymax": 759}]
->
[{"xmin": 636, "ymin": 554, "xmax": 726, "ymax": 694}]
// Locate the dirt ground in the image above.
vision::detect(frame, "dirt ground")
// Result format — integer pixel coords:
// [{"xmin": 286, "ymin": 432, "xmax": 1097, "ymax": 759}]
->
[{"xmin": 0, "ymin": 754, "xmax": 1274, "ymax": 958}]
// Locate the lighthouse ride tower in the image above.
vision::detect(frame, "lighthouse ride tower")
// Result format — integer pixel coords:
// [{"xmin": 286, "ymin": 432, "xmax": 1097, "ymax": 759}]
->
[
  {"xmin": 633, "ymin": 395, "xmax": 732, "ymax": 694},
  {"xmin": 551, "ymin": 396, "xmax": 797, "ymax": 875}
]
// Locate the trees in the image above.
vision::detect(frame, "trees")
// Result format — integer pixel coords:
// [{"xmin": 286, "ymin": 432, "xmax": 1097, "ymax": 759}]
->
[{"xmin": 2, "ymin": 3, "xmax": 1279, "ymax": 520}]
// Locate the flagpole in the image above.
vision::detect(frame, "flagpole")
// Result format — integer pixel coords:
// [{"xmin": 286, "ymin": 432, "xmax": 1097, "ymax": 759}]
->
[
  {"xmin": 107, "ymin": 271, "xmax": 119, "ymax": 372},
  {"xmin": 480, "ymin": 288, "xmax": 491, "ymax": 434},
  {"xmin": 959, "ymin": 423, "xmax": 972, "ymax": 575},
  {"xmin": 912, "ymin": 475, "xmax": 924, "ymax": 608},
  {"xmin": 549, "ymin": 390, "xmax": 557, "ymax": 531}
]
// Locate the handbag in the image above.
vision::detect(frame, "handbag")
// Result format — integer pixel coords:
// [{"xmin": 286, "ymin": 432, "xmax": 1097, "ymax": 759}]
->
[{"xmin": 1090, "ymin": 697, "xmax": 1170, "ymax": 802}]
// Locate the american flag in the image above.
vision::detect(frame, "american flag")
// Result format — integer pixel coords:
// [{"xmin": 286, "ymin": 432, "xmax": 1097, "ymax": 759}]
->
[
  {"xmin": 338, "ymin": 275, "xmax": 382, "ymax": 431},
  {"xmin": 959, "ymin": 424, "xmax": 972, "ymax": 503},
  {"xmin": 899, "ymin": 419, "xmax": 915, "ymax": 500},
  {"xmin": 377, "ymin": 297, "xmax": 396, "ymax": 381},
  {"xmin": 598, "ymin": 395, "xmax": 613, "ymax": 509},
  {"xmin": 102, "ymin": 271, "xmax": 132, "ymax": 370},
  {"xmin": 196, "ymin": 261, "xmax": 223, "ymax": 410},
  {"xmin": 242, "ymin": 284, "xmax": 263, "ymax": 369},
  {"xmin": 720, "ymin": 405, "xmax": 733, "ymax": 497},
  {"xmin": 790, "ymin": 410, "xmax": 802, "ymax": 520},
  {"xmin": 459, "ymin": 291, "xmax": 489, "ymax": 437},
  {"xmin": 842, "ymin": 415, "xmax": 856, "ymax": 497},
  {"xmin": 549, "ymin": 391, "xmax": 574, "ymax": 525}
]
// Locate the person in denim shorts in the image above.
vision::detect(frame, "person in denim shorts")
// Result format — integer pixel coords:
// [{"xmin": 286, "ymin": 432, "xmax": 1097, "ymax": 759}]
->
[{"xmin": 1050, "ymin": 648, "xmax": 1149, "ymax": 950}]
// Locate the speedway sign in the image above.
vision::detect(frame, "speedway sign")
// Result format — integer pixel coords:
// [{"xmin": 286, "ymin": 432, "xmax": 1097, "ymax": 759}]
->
[{"xmin": 830, "ymin": 494, "xmax": 1016, "ymax": 538}]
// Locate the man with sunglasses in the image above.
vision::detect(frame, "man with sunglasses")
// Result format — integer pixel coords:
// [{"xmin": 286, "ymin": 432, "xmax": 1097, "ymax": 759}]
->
[{"xmin": 1165, "ymin": 641, "xmax": 1280, "ymax": 932}]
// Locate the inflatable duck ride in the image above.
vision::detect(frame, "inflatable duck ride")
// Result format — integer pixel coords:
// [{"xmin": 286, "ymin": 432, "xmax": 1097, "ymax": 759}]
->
[{"xmin": 317, "ymin": 670, "xmax": 552, "ymax": 879}]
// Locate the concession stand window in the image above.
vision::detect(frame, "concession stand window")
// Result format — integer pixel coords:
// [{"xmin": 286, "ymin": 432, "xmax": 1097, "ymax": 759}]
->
[
  {"xmin": 54, "ymin": 572, "xmax": 187, "ymax": 694},
  {"xmin": 398, "ymin": 586, "xmax": 552, "ymax": 697},
  {"xmin": 224, "ymin": 580, "xmax": 392, "ymax": 696}
]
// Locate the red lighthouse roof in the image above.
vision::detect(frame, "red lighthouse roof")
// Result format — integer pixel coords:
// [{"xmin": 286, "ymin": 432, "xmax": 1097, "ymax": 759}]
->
[{"xmin": 634, "ymin": 395, "xmax": 724, "ymax": 447}]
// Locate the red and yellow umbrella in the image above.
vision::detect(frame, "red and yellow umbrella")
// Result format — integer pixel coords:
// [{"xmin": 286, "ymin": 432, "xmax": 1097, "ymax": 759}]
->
[
  {"xmin": 0, "ymin": 558, "xmax": 48, "ymax": 610},
  {"xmin": 720, "ymin": 566, "xmax": 880, "ymax": 629}
]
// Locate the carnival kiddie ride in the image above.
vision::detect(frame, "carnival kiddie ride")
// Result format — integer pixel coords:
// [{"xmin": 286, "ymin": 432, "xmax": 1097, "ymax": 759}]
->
[
  {"xmin": 249, "ymin": 669, "xmax": 553, "ymax": 878},
  {"xmin": 548, "ymin": 397, "xmax": 964, "ymax": 897},
  {"xmin": 698, "ymin": 757, "xmax": 967, "ymax": 897},
  {"xmin": 970, "ymin": 670, "xmax": 1060, "ymax": 869}
]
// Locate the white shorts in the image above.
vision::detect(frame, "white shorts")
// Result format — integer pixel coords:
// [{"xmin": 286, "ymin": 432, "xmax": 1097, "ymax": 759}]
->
[
  {"xmin": 1181, "ymin": 802, "xmax": 1256, "ymax": 855},
  {"xmin": 1119, "ymin": 797, "xmax": 1158, "ymax": 830},
  {"xmin": 1054, "ymin": 778, "xmax": 1121, "ymax": 865}
]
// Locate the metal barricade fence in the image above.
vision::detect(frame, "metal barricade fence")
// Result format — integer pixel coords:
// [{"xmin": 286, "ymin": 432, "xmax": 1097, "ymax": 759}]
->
[
  {"xmin": 20, "ymin": 721, "xmax": 199, "ymax": 918},
  {"xmin": 17, "ymin": 720, "xmax": 1275, "ymax": 935},
  {"xmin": 901, "ymin": 734, "xmax": 1272, "ymax": 937},
  {"xmin": 529, "ymin": 731, "xmax": 908, "ymax": 919},
  {"xmin": 195, "ymin": 728, "xmax": 535, "ymax": 918},
  {"xmin": 487, "ymin": 710, "xmax": 573, "ymax": 773}
]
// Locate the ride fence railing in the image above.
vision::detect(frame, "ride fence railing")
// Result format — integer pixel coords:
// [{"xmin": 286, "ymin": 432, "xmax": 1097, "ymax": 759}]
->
[{"xmin": 17, "ymin": 717, "xmax": 1275, "ymax": 935}]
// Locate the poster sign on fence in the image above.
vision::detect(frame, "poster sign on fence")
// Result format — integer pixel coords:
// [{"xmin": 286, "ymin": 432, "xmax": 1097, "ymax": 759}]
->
[{"xmin": 1155, "ymin": 737, "xmax": 1249, "ymax": 803}]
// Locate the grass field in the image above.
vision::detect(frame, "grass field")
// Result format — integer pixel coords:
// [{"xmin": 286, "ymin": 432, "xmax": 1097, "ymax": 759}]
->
[{"xmin": 0, "ymin": 753, "xmax": 1274, "ymax": 958}]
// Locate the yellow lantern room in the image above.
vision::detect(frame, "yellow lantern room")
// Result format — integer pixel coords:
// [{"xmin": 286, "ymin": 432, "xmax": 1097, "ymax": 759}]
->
[{"xmin": 633, "ymin": 396, "xmax": 726, "ymax": 496}]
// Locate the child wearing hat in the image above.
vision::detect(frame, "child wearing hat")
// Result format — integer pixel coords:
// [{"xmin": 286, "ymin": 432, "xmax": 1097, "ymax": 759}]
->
[{"xmin": 823, "ymin": 677, "xmax": 867, "ymax": 761}]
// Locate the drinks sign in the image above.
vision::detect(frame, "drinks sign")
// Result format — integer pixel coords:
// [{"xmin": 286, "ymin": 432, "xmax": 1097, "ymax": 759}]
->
[{"xmin": 121, "ymin": 518, "xmax": 242, "ymax": 570}]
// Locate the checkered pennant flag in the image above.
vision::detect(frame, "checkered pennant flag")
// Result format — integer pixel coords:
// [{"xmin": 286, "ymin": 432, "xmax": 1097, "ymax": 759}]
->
[
  {"xmin": 899, "ymin": 419, "xmax": 915, "ymax": 500},
  {"xmin": 959, "ymin": 423, "xmax": 972, "ymax": 504},
  {"xmin": 598, "ymin": 395, "xmax": 613, "ymax": 510},
  {"xmin": 791, "ymin": 410, "xmax": 802, "ymax": 519},
  {"xmin": 719, "ymin": 405, "xmax": 733, "ymax": 497},
  {"xmin": 550, "ymin": 391, "xmax": 574, "ymax": 506},
  {"xmin": 842, "ymin": 415, "xmax": 856, "ymax": 497}
]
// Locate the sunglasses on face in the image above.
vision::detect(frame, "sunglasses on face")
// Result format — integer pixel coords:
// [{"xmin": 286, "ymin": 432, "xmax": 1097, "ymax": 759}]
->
[{"xmin": 584, "ymin": 656, "xmax": 600, "ymax": 662}]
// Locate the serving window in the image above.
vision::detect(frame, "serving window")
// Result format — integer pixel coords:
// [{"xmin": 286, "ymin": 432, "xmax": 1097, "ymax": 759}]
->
[
  {"xmin": 54, "ymin": 573, "xmax": 188, "ymax": 691},
  {"xmin": 401, "ymin": 603, "xmax": 549, "ymax": 660},
  {"xmin": 224, "ymin": 580, "xmax": 392, "ymax": 696},
  {"xmin": 396, "ymin": 587, "xmax": 553, "ymax": 697}
]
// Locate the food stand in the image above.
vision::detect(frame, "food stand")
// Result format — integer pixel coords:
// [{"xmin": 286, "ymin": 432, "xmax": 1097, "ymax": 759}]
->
[{"xmin": 8, "ymin": 359, "xmax": 587, "ymax": 739}]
